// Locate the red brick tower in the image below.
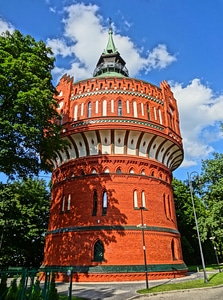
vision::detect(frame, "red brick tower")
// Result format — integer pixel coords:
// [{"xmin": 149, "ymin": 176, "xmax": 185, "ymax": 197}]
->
[{"xmin": 42, "ymin": 27, "xmax": 187, "ymax": 281}]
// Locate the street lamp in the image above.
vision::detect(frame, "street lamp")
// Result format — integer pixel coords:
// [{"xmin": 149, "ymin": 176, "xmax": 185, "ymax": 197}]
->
[
  {"xmin": 137, "ymin": 206, "xmax": 149, "ymax": 289},
  {"xmin": 209, "ymin": 236, "xmax": 221, "ymax": 273},
  {"xmin": 187, "ymin": 172, "xmax": 208, "ymax": 283}
]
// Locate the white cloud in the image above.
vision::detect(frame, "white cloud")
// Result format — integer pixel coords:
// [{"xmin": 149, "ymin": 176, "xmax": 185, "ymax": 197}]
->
[
  {"xmin": 171, "ymin": 79, "xmax": 223, "ymax": 167},
  {"xmin": 0, "ymin": 17, "xmax": 14, "ymax": 34},
  {"xmin": 47, "ymin": 3, "xmax": 176, "ymax": 81}
]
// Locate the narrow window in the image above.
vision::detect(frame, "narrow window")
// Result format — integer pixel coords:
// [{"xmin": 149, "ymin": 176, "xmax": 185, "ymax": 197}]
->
[
  {"xmin": 154, "ymin": 107, "xmax": 157, "ymax": 120},
  {"xmin": 111, "ymin": 99, "xmax": 114, "ymax": 113},
  {"xmin": 81, "ymin": 103, "xmax": 84, "ymax": 116},
  {"xmin": 133, "ymin": 190, "xmax": 138, "ymax": 208},
  {"xmin": 158, "ymin": 108, "xmax": 162, "ymax": 124},
  {"xmin": 118, "ymin": 100, "xmax": 122, "ymax": 116},
  {"xmin": 93, "ymin": 240, "xmax": 104, "ymax": 262},
  {"xmin": 62, "ymin": 196, "xmax": 65, "ymax": 212},
  {"xmin": 147, "ymin": 104, "xmax": 150, "ymax": 120},
  {"xmin": 74, "ymin": 104, "xmax": 78, "ymax": 121},
  {"xmin": 102, "ymin": 100, "xmax": 107, "ymax": 116},
  {"xmin": 95, "ymin": 100, "xmax": 99, "ymax": 114},
  {"xmin": 133, "ymin": 101, "xmax": 138, "ymax": 117},
  {"xmin": 92, "ymin": 191, "xmax": 98, "ymax": 216},
  {"xmin": 141, "ymin": 191, "xmax": 146, "ymax": 208},
  {"xmin": 171, "ymin": 239, "xmax": 177, "ymax": 260},
  {"xmin": 116, "ymin": 168, "xmax": 122, "ymax": 174},
  {"xmin": 102, "ymin": 191, "xmax": 108, "ymax": 215},
  {"xmin": 130, "ymin": 168, "xmax": 134, "ymax": 174},
  {"xmin": 88, "ymin": 102, "xmax": 92, "ymax": 118},
  {"xmin": 163, "ymin": 194, "xmax": 167, "ymax": 218},
  {"xmin": 141, "ymin": 103, "xmax": 144, "ymax": 116},
  {"xmin": 126, "ymin": 100, "xmax": 130, "ymax": 113},
  {"xmin": 67, "ymin": 194, "xmax": 71, "ymax": 211}
]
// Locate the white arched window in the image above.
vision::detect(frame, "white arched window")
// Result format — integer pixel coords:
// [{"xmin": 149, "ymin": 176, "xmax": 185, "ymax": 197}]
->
[
  {"xmin": 141, "ymin": 191, "xmax": 146, "ymax": 208},
  {"xmin": 74, "ymin": 104, "xmax": 78, "ymax": 121},
  {"xmin": 126, "ymin": 100, "xmax": 130, "ymax": 113},
  {"xmin": 95, "ymin": 100, "xmax": 99, "ymax": 114},
  {"xmin": 67, "ymin": 194, "xmax": 71, "ymax": 211},
  {"xmin": 133, "ymin": 101, "xmax": 138, "ymax": 117},
  {"xmin": 158, "ymin": 108, "xmax": 162, "ymax": 124},
  {"xmin": 102, "ymin": 100, "xmax": 107, "ymax": 116},
  {"xmin": 81, "ymin": 103, "xmax": 84, "ymax": 116},
  {"xmin": 111, "ymin": 99, "xmax": 114, "ymax": 113},
  {"xmin": 133, "ymin": 190, "xmax": 138, "ymax": 208}
]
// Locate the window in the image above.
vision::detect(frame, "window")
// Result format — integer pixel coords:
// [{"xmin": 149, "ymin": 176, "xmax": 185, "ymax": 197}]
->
[
  {"xmin": 141, "ymin": 191, "xmax": 146, "ymax": 208},
  {"xmin": 141, "ymin": 103, "xmax": 144, "ymax": 116},
  {"xmin": 102, "ymin": 191, "xmax": 108, "ymax": 215},
  {"xmin": 171, "ymin": 239, "xmax": 177, "ymax": 260},
  {"xmin": 111, "ymin": 99, "xmax": 114, "ymax": 113},
  {"xmin": 93, "ymin": 240, "xmax": 104, "ymax": 261},
  {"xmin": 158, "ymin": 108, "xmax": 162, "ymax": 124},
  {"xmin": 102, "ymin": 100, "xmax": 107, "ymax": 116},
  {"xmin": 130, "ymin": 168, "xmax": 134, "ymax": 174},
  {"xmin": 81, "ymin": 103, "xmax": 84, "ymax": 116},
  {"xmin": 92, "ymin": 191, "xmax": 98, "ymax": 216},
  {"xmin": 133, "ymin": 190, "xmax": 138, "ymax": 208},
  {"xmin": 126, "ymin": 100, "xmax": 130, "ymax": 113},
  {"xmin": 61, "ymin": 196, "xmax": 65, "ymax": 212},
  {"xmin": 118, "ymin": 100, "xmax": 122, "ymax": 116},
  {"xmin": 88, "ymin": 102, "xmax": 92, "ymax": 118},
  {"xmin": 67, "ymin": 194, "xmax": 71, "ymax": 211},
  {"xmin": 95, "ymin": 100, "xmax": 99, "ymax": 114},
  {"xmin": 133, "ymin": 101, "xmax": 138, "ymax": 117},
  {"xmin": 116, "ymin": 168, "xmax": 122, "ymax": 174},
  {"xmin": 74, "ymin": 104, "xmax": 78, "ymax": 121},
  {"xmin": 147, "ymin": 104, "xmax": 150, "ymax": 120}
]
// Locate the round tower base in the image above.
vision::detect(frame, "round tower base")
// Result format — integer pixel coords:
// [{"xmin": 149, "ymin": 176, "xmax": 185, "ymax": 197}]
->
[{"xmin": 40, "ymin": 264, "xmax": 188, "ymax": 282}]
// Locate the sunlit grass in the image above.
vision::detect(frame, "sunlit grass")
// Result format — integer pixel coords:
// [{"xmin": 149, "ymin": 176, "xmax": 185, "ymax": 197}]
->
[{"xmin": 137, "ymin": 270, "xmax": 223, "ymax": 294}]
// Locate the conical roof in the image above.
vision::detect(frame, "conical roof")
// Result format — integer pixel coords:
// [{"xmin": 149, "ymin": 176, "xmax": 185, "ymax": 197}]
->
[{"xmin": 93, "ymin": 26, "xmax": 129, "ymax": 77}]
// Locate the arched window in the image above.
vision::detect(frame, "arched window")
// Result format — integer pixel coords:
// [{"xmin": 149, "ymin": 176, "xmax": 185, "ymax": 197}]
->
[
  {"xmin": 92, "ymin": 191, "xmax": 98, "ymax": 216},
  {"xmin": 133, "ymin": 101, "xmax": 138, "ymax": 117},
  {"xmin": 104, "ymin": 168, "xmax": 110, "ymax": 173},
  {"xmin": 118, "ymin": 100, "xmax": 122, "ymax": 116},
  {"xmin": 141, "ymin": 191, "xmax": 146, "ymax": 208},
  {"xmin": 91, "ymin": 168, "xmax": 97, "ymax": 174},
  {"xmin": 88, "ymin": 102, "xmax": 92, "ymax": 118},
  {"xmin": 133, "ymin": 190, "xmax": 138, "ymax": 208},
  {"xmin": 171, "ymin": 239, "xmax": 177, "ymax": 260},
  {"xmin": 102, "ymin": 191, "xmax": 108, "ymax": 215},
  {"xmin": 130, "ymin": 168, "xmax": 134, "ymax": 174},
  {"xmin": 74, "ymin": 104, "xmax": 78, "ymax": 121},
  {"xmin": 61, "ymin": 196, "xmax": 65, "ymax": 212},
  {"xmin": 93, "ymin": 240, "xmax": 104, "ymax": 262},
  {"xmin": 116, "ymin": 168, "xmax": 122, "ymax": 174},
  {"xmin": 102, "ymin": 100, "xmax": 107, "ymax": 116},
  {"xmin": 126, "ymin": 100, "xmax": 130, "ymax": 113},
  {"xmin": 67, "ymin": 194, "xmax": 71, "ymax": 211},
  {"xmin": 111, "ymin": 99, "xmax": 114, "ymax": 113},
  {"xmin": 147, "ymin": 104, "xmax": 150, "ymax": 120},
  {"xmin": 81, "ymin": 103, "xmax": 84, "ymax": 116}
]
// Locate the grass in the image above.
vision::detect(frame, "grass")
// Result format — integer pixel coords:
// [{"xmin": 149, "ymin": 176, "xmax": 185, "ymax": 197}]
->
[{"xmin": 137, "ymin": 270, "xmax": 223, "ymax": 295}]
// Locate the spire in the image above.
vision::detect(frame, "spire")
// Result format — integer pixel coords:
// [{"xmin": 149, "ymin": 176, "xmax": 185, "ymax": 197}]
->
[
  {"xmin": 103, "ymin": 22, "xmax": 117, "ymax": 55},
  {"xmin": 93, "ymin": 22, "xmax": 129, "ymax": 77}
]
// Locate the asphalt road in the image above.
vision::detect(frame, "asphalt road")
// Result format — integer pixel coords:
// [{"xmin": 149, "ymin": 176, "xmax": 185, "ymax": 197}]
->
[{"xmin": 56, "ymin": 271, "xmax": 223, "ymax": 300}]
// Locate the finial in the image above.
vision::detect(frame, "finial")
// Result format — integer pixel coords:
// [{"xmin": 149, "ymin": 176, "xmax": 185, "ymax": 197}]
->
[{"xmin": 109, "ymin": 17, "xmax": 113, "ymax": 33}]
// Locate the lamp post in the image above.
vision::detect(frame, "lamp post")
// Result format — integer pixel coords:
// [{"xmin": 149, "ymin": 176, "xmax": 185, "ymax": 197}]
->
[
  {"xmin": 187, "ymin": 172, "xmax": 208, "ymax": 283},
  {"xmin": 138, "ymin": 206, "xmax": 149, "ymax": 289}
]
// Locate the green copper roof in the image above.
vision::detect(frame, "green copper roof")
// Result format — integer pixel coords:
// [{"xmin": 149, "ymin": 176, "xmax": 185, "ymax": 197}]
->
[{"xmin": 103, "ymin": 28, "xmax": 117, "ymax": 54}]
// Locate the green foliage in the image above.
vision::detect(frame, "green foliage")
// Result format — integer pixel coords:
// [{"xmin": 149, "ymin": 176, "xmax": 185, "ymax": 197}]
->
[
  {"xmin": 0, "ymin": 30, "xmax": 68, "ymax": 179},
  {"xmin": 5, "ymin": 279, "xmax": 18, "ymax": 300},
  {"xmin": 0, "ymin": 273, "xmax": 7, "ymax": 299},
  {"xmin": 29, "ymin": 279, "xmax": 43, "ymax": 300},
  {"xmin": 48, "ymin": 273, "xmax": 59, "ymax": 300},
  {"xmin": 0, "ymin": 178, "xmax": 50, "ymax": 267},
  {"xmin": 199, "ymin": 153, "xmax": 223, "ymax": 260},
  {"xmin": 137, "ymin": 271, "xmax": 223, "ymax": 294}
]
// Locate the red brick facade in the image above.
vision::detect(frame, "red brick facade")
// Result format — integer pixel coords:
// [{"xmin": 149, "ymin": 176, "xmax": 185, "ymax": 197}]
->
[{"xmin": 42, "ymin": 31, "xmax": 187, "ymax": 281}]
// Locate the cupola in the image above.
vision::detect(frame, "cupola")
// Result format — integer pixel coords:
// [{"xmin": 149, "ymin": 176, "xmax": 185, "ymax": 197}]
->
[{"xmin": 93, "ymin": 26, "xmax": 129, "ymax": 77}]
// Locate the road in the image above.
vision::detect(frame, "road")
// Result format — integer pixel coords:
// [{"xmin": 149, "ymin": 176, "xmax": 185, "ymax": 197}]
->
[{"xmin": 56, "ymin": 272, "xmax": 223, "ymax": 300}]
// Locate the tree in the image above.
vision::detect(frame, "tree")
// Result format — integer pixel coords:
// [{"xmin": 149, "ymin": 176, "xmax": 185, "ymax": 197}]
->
[
  {"xmin": 199, "ymin": 152, "xmax": 223, "ymax": 261},
  {"xmin": 172, "ymin": 178, "xmax": 213, "ymax": 265},
  {"xmin": 0, "ymin": 30, "xmax": 67, "ymax": 179},
  {"xmin": 0, "ymin": 178, "xmax": 50, "ymax": 267}
]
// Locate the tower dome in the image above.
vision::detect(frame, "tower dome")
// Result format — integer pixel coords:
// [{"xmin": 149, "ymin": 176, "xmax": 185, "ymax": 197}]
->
[{"xmin": 42, "ymin": 28, "xmax": 187, "ymax": 282}]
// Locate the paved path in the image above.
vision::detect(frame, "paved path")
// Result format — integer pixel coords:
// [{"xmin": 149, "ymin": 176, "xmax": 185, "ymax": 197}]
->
[{"xmin": 56, "ymin": 271, "xmax": 222, "ymax": 300}]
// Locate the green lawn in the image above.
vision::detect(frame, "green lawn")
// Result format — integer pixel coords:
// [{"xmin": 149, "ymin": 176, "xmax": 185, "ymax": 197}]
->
[{"xmin": 137, "ymin": 270, "xmax": 223, "ymax": 294}]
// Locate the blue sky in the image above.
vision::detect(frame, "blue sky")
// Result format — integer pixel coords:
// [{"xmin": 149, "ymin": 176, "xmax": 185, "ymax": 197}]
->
[{"xmin": 1, "ymin": 0, "xmax": 223, "ymax": 181}]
